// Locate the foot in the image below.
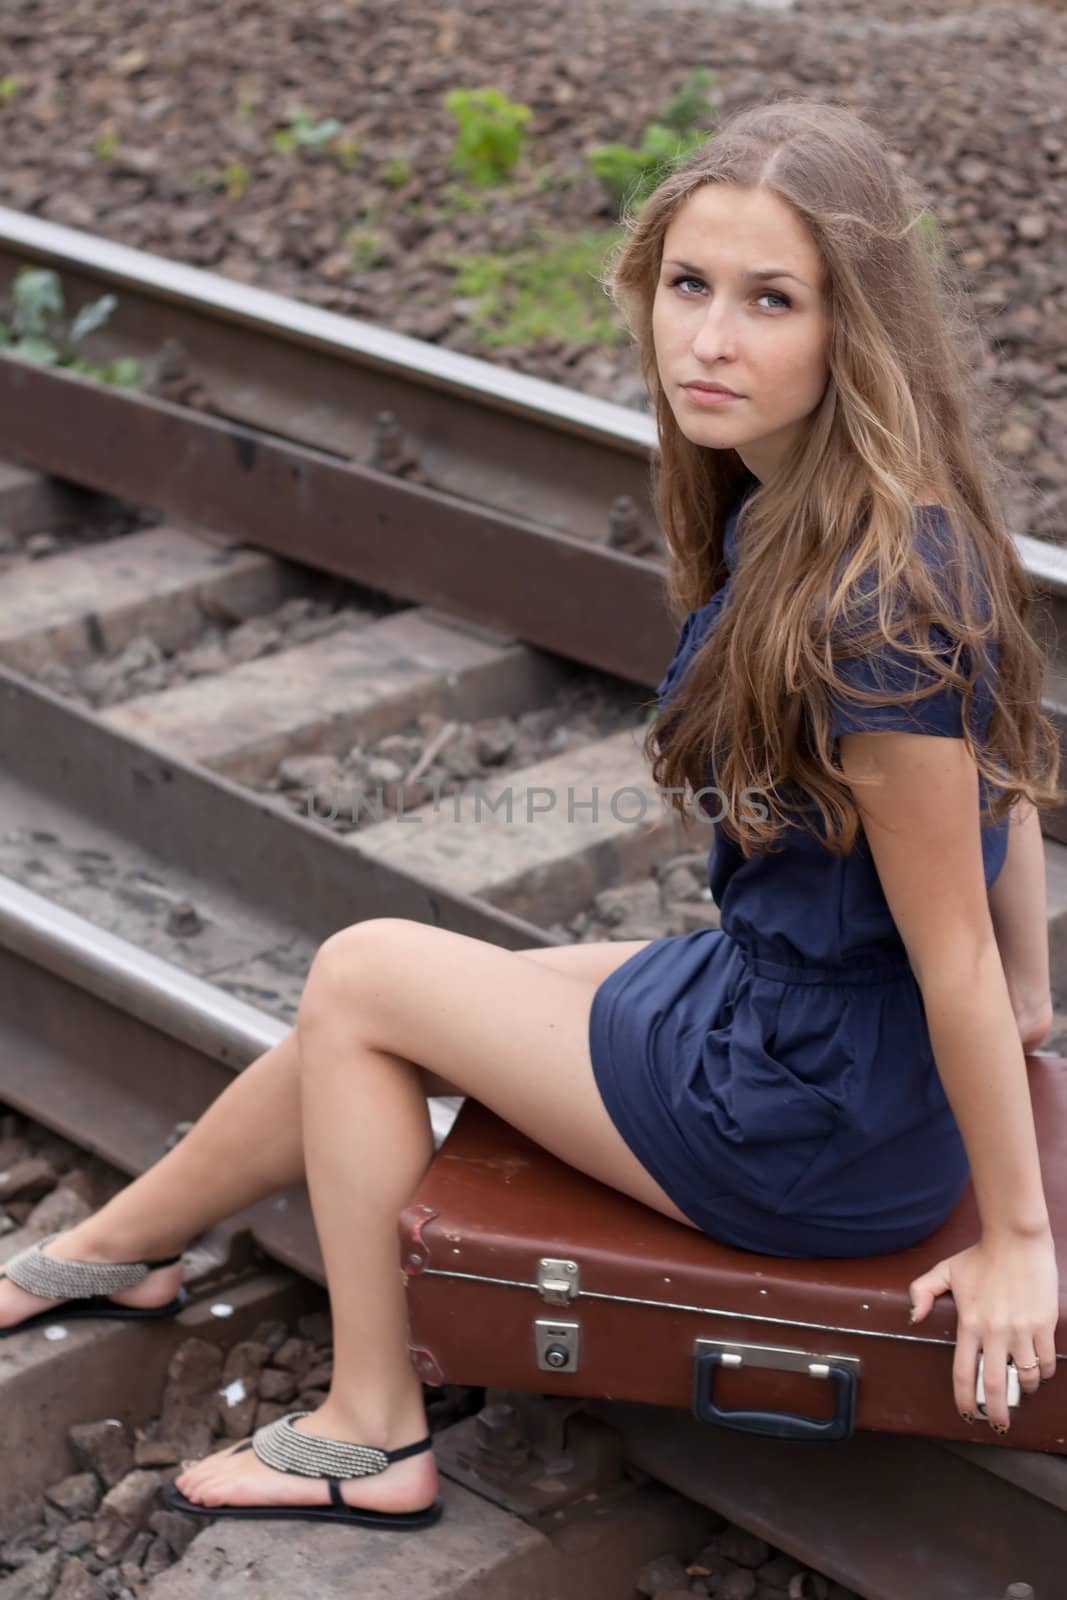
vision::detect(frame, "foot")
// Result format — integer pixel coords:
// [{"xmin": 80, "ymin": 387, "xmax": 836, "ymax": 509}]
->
[
  {"xmin": 174, "ymin": 1407, "xmax": 440, "ymax": 1515},
  {"xmin": 0, "ymin": 1232, "xmax": 184, "ymax": 1330}
]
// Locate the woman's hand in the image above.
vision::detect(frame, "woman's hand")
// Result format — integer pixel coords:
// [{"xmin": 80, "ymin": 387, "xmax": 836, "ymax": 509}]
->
[{"xmin": 908, "ymin": 1228, "xmax": 1059, "ymax": 1430}]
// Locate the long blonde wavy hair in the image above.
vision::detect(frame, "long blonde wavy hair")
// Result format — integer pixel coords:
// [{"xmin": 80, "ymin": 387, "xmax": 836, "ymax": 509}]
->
[{"xmin": 600, "ymin": 97, "xmax": 1062, "ymax": 857}]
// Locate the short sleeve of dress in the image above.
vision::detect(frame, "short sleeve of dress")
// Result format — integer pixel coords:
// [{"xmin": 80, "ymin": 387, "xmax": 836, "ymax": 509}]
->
[
  {"xmin": 827, "ymin": 518, "xmax": 995, "ymax": 744},
  {"xmin": 656, "ymin": 612, "xmax": 698, "ymax": 707},
  {"xmin": 828, "ymin": 621, "xmax": 971, "ymax": 740},
  {"xmin": 657, "ymin": 594, "xmax": 730, "ymax": 710}
]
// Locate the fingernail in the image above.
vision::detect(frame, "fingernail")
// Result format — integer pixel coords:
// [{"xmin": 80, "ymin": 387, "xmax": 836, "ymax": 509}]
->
[
  {"xmin": 907, "ymin": 1307, "xmax": 918, "ymax": 1324},
  {"xmin": 990, "ymin": 1423, "xmax": 1009, "ymax": 1435},
  {"xmin": 959, "ymin": 1411, "xmax": 978, "ymax": 1424}
]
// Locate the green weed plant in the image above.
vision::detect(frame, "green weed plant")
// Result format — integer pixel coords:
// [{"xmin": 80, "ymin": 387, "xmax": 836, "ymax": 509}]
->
[
  {"xmin": 447, "ymin": 228, "xmax": 625, "ymax": 349},
  {"xmin": 272, "ymin": 111, "xmax": 343, "ymax": 154},
  {"xmin": 444, "ymin": 87, "xmax": 532, "ymax": 187},
  {"xmin": 0, "ymin": 267, "xmax": 141, "ymax": 386},
  {"xmin": 587, "ymin": 68, "xmax": 719, "ymax": 210}
]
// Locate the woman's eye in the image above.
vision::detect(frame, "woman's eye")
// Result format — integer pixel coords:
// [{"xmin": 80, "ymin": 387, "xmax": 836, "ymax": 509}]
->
[{"xmin": 667, "ymin": 274, "xmax": 790, "ymax": 310}]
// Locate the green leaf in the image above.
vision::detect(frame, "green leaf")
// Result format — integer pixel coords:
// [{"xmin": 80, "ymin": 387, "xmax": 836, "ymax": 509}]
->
[
  {"xmin": 12, "ymin": 267, "xmax": 64, "ymax": 338},
  {"xmin": 69, "ymin": 293, "xmax": 118, "ymax": 344},
  {"xmin": 12, "ymin": 335, "xmax": 61, "ymax": 364},
  {"xmin": 659, "ymin": 67, "xmax": 717, "ymax": 134},
  {"xmin": 106, "ymin": 356, "xmax": 142, "ymax": 387},
  {"xmin": 444, "ymin": 86, "xmax": 532, "ymax": 186}
]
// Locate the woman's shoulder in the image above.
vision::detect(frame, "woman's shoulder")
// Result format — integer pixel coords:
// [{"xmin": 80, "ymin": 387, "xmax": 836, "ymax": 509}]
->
[
  {"xmin": 844, "ymin": 500, "xmax": 990, "ymax": 612},
  {"xmin": 909, "ymin": 502, "xmax": 995, "ymax": 625}
]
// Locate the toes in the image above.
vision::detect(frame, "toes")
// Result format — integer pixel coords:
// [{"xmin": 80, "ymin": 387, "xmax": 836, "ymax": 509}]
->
[{"xmin": 179, "ymin": 1474, "xmax": 214, "ymax": 1506}]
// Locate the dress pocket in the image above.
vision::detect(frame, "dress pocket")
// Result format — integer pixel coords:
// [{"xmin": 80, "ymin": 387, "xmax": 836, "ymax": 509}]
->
[{"xmin": 699, "ymin": 979, "xmax": 855, "ymax": 1214}]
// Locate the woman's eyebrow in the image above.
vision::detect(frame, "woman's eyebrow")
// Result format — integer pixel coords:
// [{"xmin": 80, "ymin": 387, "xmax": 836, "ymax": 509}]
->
[{"xmin": 662, "ymin": 259, "xmax": 810, "ymax": 288}]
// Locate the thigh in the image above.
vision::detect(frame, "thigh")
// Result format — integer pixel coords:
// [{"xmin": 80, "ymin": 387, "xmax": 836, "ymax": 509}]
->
[
  {"xmin": 306, "ymin": 918, "xmax": 698, "ymax": 1230},
  {"xmin": 415, "ymin": 939, "xmax": 652, "ymax": 1098},
  {"xmin": 515, "ymin": 939, "xmax": 653, "ymax": 987}
]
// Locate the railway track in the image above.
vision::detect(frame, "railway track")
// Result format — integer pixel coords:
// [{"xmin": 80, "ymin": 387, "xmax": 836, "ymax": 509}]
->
[{"xmin": 1, "ymin": 218, "xmax": 1066, "ymax": 1596}]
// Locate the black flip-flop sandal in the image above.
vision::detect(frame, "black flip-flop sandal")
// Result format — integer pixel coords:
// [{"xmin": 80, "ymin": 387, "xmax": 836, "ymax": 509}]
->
[
  {"xmin": 162, "ymin": 1411, "xmax": 444, "ymax": 1528},
  {"xmin": 0, "ymin": 1231, "xmax": 187, "ymax": 1336}
]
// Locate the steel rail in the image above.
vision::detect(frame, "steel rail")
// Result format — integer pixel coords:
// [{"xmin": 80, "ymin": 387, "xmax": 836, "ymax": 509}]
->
[
  {"xmin": 0, "ymin": 210, "xmax": 1064, "ymax": 684},
  {"xmin": 0, "ymin": 206, "xmax": 659, "ymax": 548},
  {"xmin": 0, "ymin": 353, "xmax": 676, "ymax": 689},
  {"xmin": 0, "ymin": 208, "xmax": 1062, "ymax": 593}
]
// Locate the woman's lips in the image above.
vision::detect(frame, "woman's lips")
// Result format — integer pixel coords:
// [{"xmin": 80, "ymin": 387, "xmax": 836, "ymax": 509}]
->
[{"xmin": 682, "ymin": 385, "xmax": 743, "ymax": 405}]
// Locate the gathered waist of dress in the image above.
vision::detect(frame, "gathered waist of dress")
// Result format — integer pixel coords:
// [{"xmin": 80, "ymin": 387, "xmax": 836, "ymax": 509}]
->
[{"xmin": 725, "ymin": 928, "xmax": 915, "ymax": 987}]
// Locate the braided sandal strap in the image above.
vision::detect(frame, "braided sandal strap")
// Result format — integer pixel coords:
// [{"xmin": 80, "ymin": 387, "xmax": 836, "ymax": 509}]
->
[
  {"xmin": 2, "ymin": 1233, "xmax": 161, "ymax": 1297},
  {"xmin": 251, "ymin": 1411, "xmax": 432, "ymax": 1481}
]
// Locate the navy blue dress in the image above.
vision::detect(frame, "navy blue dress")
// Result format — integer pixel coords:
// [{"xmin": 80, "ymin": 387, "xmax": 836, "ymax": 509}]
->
[{"xmin": 589, "ymin": 485, "xmax": 1009, "ymax": 1258}]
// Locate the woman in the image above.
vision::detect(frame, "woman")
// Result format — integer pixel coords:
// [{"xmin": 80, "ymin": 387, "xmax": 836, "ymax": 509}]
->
[{"xmin": 0, "ymin": 98, "xmax": 1060, "ymax": 1525}]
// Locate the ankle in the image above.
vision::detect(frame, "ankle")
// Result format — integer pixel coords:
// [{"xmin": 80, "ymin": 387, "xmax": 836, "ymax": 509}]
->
[
  {"xmin": 311, "ymin": 1394, "xmax": 430, "ymax": 1455},
  {"xmin": 48, "ymin": 1223, "xmax": 183, "ymax": 1267}
]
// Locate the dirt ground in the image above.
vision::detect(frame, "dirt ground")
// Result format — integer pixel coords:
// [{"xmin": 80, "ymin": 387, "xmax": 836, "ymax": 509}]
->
[{"xmin": 1, "ymin": 0, "xmax": 1064, "ymax": 537}]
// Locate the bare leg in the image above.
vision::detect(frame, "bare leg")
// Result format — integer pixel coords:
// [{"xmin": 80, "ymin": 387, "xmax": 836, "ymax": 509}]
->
[
  {"xmin": 0, "ymin": 939, "xmax": 651, "ymax": 1330},
  {"xmin": 174, "ymin": 920, "xmax": 692, "ymax": 1515}
]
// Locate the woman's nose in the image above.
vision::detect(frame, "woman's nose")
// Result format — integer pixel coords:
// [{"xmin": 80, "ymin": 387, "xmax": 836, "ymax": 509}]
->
[{"xmin": 690, "ymin": 305, "xmax": 737, "ymax": 361}]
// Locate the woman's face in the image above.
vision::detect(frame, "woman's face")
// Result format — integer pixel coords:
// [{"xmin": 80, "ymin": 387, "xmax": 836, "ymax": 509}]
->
[{"xmin": 652, "ymin": 183, "xmax": 832, "ymax": 484}]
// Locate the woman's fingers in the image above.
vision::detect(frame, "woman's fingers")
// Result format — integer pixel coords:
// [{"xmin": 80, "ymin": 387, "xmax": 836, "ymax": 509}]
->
[
  {"xmin": 1034, "ymin": 1328, "xmax": 1059, "ymax": 1386},
  {"xmin": 978, "ymin": 1338, "xmax": 1012, "ymax": 1430},
  {"xmin": 907, "ymin": 1256, "xmax": 952, "ymax": 1324},
  {"xmin": 1014, "ymin": 1344, "xmax": 1044, "ymax": 1398},
  {"xmin": 953, "ymin": 1324, "xmax": 982, "ymax": 1419},
  {"xmin": 962, "ymin": 1331, "xmax": 1054, "ymax": 1432}
]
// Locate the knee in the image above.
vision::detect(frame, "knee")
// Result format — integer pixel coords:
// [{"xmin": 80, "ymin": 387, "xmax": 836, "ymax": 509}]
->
[{"xmin": 299, "ymin": 917, "xmax": 412, "ymax": 1027}]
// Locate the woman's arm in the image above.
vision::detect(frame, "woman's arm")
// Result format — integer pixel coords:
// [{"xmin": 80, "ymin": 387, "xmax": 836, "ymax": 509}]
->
[
  {"xmin": 918, "ymin": 946, "xmax": 1049, "ymax": 1236},
  {"xmin": 839, "ymin": 732, "xmax": 1051, "ymax": 1236},
  {"xmin": 988, "ymin": 799, "xmax": 1053, "ymax": 1047},
  {"xmin": 839, "ymin": 730, "xmax": 1058, "ymax": 1426}
]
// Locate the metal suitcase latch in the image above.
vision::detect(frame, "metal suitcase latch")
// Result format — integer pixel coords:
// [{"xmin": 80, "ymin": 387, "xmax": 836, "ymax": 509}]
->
[
  {"xmin": 537, "ymin": 1258, "xmax": 579, "ymax": 1304},
  {"xmin": 693, "ymin": 1337, "xmax": 862, "ymax": 1442},
  {"xmin": 534, "ymin": 1318, "xmax": 581, "ymax": 1373}
]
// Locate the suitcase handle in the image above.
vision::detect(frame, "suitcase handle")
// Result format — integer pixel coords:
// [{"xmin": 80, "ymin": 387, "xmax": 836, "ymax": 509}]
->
[{"xmin": 692, "ymin": 1348, "xmax": 857, "ymax": 1441}]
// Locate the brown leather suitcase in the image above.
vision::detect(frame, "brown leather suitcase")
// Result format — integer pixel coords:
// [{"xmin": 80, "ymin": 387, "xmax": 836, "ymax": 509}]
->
[{"xmin": 399, "ymin": 1053, "xmax": 1067, "ymax": 1455}]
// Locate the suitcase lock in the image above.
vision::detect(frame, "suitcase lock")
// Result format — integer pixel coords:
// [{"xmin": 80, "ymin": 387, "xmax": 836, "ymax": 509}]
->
[
  {"xmin": 534, "ymin": 1319, "xmax": 581, "ymax": 1373},
  {"xmin": 692, "ymin": 1338, "xmax": 860, "ymax": 1441}
]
